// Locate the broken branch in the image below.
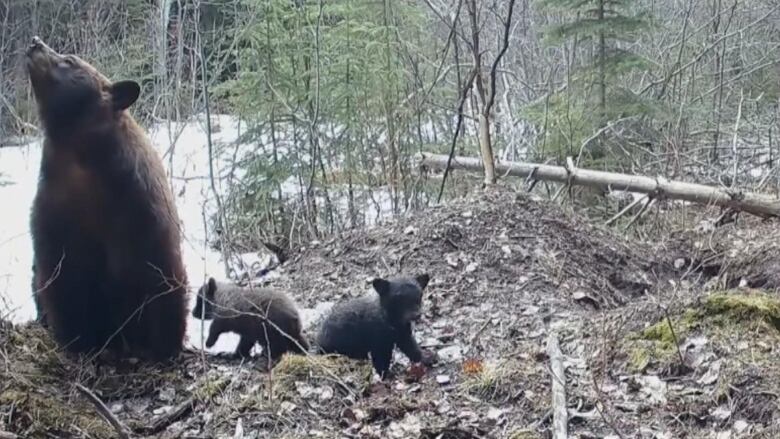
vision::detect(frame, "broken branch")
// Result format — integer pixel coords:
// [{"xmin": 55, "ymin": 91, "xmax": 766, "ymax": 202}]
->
[
  {"xmin": 546, "ymin": 332, "xmax": 568, "ymax": 439},
  {"xmin": 75, "ymin": 383, "xmax": 132, "ymax": 439}
]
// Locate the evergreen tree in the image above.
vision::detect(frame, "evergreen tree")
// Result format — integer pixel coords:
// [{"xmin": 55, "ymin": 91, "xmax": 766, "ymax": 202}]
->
[{"xmin": 533, "ymin": 0, "xmax": 654, "ymax": 164}]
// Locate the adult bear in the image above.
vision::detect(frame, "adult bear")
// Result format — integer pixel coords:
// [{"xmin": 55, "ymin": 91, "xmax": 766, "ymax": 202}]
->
[{"xmin": 27, "ymin": 37, "xmax": 188, "ymax": 361}]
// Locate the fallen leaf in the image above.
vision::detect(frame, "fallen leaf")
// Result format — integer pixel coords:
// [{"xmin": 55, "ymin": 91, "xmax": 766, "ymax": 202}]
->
[
  {"xmin": 405, "ymin": 363, "xmax": 427, "ymax": 382},
  {"xmin": 462, "ymin": 358, "xmax": 484, "ymax": 375}
]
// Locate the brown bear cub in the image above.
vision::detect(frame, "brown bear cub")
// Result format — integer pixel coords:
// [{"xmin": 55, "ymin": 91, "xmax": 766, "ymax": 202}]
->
[
  {"xmin": 27, "ymin": 37, "xmax": 188, "ymax": 361},
  {"xmin": 192, "ymin": 278, "xmax": 310, "ymax": 361},
  {"xmin": 316, "ymin": 274, "xmax": 434, "ymax": 377}
]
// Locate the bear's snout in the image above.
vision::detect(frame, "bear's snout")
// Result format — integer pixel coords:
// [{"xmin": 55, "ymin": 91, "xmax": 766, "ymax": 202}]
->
[{"xmin": 26, "ymin": 36, "xmax": 56, "ymax": 59}]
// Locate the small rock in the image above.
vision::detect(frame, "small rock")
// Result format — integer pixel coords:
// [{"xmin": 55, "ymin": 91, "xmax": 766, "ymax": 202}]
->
[
  {"xmin": 637, "ymin": 375, "xmax": 667, "ymax": 404},
  {"xmin": 572, "ymin": 291, "xmax": 600, "ymax": 309},
  {"xmin": 446, "ymin": 254, "xmax": 459, "ymax": 267},
  {"xmin": 521, "ymin": 305, "xmax": 540, "ymax": 315},
  {"xmin": 437, "ymin": 345, "xmax": 463, "ymax": 363},
  {"xmin": 465, "ymin": 262, "xmax": 478, "ymax": 273},
  {"xmin": 711, "ymin": 405, "xmax": 732, "ymax": 421},
  {"xmin": 698, "ymin": 360, "xmax": 721, "ymax": 386},
  {"xmin": 674, "ymin": 258, "xmax": 687, "ymax": 270},
  {"xmin": 279, "ymin": 401, "xmax": 296, "ymax": 414},
  {"xmin": 436, "ymin": 375, "xmax": 451, "ymax": 385},
  {"xmin": 403, "ymin": 226, "xmax": 417, "ymax": 235},
  {"xmin": 153, "ymin": 405, "xmax": 173, "ymax": 415},
  {"xmin": 295, "ymin": 382, "xmax": 316, "ymax": 398},
  {"xmin": 422, "ymin": 337, "xmax": 442, "ymax": 347},
  {"xmin": 733, "ymin": 420, "xmax": 748, "ymax": 433},
  {"xmin": 319, "ymin": 386, "xmax": 334, "ymax": 401},
  {"xmin": 501, "ymin": 245, "xmax": 511, "ymax": 256},
  {"xmin": 461, "ymin": 211, "xmax": 473, "ymax": 218},
  {"xmin": 486, "ymin": 407, "xmax": 505, "ymax": 421}
]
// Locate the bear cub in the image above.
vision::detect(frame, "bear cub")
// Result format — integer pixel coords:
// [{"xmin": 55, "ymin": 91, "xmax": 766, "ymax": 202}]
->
[
  {"xmin": 316, "ymin": 274, "xmax": 434, "ymax": 377},
  {"xmin": 192, "ymin": 278, "xmax": 309, "ymax": 362}
]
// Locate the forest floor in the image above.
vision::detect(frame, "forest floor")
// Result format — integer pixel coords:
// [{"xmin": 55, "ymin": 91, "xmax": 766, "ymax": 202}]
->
[{"xmin": 3, "ymin": 186, "xmax": 780, "ymax": 438}]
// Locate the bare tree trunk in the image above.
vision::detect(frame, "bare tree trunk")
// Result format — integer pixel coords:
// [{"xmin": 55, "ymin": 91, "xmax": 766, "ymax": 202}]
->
[{"xmin": 465, "ymin": 0, "xmax": 515, "ymax": 186}]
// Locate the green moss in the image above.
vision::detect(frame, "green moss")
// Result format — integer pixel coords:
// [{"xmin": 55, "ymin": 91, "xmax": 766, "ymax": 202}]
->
[
  {"xmin": 194, "ymin": 377, "xmax": 231, "ymax": 401},
  {"xmin": 621, "ymin": 289, "xmax": 780, "ymax": 373},
  {"xmin": 622, "ymin": 310, "xmax": 701, "ymax": 372},
  {"xmin": 703, "ymin": 290, "xmax": 780, "ymax": 330},
  {"xmin": 274, "ymin": 354, "xmax": 371, "ymax": 397},
  {"xmin": 627, "ymin": 346, "xmax": 651, "ymax": 371},
  {"xmin": 0, "ymin": 388, "xmax": 115, "ymax": 438},
  {"xmin": 640, "ymin": 309, "xmax": 700, "ymax": 344}
]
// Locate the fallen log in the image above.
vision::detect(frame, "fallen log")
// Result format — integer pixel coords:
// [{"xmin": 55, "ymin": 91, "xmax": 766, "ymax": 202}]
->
[{"xmin": 417, "ymin": 152, "xmax": 780, "ymax": 218}]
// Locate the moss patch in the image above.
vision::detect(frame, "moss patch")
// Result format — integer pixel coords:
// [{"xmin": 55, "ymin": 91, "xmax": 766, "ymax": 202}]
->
[
  {"xmin": 0, "ymin": 322, "xmax": 212, "ymax": 438},
  {"xmin": 703, "ymin": 289, "xmax": 780, "ymax": 330},
  {"xmin": 622, "ymin": 289, "xmax": 780, "ymax": 373},
  {"xmin": 459, "ymin": 359, "xmax": 540, "ymax": 404},
  {"xmin": 0, "ymin": 323, "xmax": 116, "ymax": 438},
  {"xmin": 274, "ymin": 353, "xmax": 372, "ymax": 397}
]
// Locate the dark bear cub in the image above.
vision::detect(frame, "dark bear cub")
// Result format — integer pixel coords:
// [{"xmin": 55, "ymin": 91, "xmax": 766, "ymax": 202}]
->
[
  {"xmin": 192, "ymin": 278, "xmax": 310, "ymax": 361},
  {"xmin": 316, "ymin": 274, "xmax": 434, "ymax": 377},
  {"xmin": 27, "ymin": 37, "xmax": 188, "ymax": 361}
]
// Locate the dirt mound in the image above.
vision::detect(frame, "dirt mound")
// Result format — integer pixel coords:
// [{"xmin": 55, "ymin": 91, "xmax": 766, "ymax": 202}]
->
[{"xmin": 279, "ymin": 187, "xmax": 676, "ymax": 310}]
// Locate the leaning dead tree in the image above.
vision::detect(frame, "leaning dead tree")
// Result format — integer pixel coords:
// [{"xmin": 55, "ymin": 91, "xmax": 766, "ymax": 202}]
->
[{"xmin": 418, "ymin": 153, "xmax": 780, "ymax": 218}]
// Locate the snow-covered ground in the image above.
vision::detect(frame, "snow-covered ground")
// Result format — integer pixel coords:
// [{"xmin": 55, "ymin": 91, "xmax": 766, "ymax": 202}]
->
[{"xmin": 0, "ymin": 115, "xmax": 320, "ymax": 353}]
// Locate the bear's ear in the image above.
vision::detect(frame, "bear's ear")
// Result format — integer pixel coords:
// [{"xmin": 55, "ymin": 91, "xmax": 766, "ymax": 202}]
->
[
  {"xmin": 372, "ymin": 278, "xmax": 391, "ymax": 297},
  {"xmin": 415, "ymin": 273, "xmax": 430, "ymax": 290},
  {"xmin": 207, "ymin": 277, "xmax": 218, "ymax": 296},
  {"xmin": 110, "ymin": 80, "xmax": 140, "ymax": 111}
]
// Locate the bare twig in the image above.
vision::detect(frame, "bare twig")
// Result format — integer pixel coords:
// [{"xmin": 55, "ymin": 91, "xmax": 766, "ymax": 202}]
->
[
  {"xmin": 546, "ymin": 332, "xmax": 568, "ymax": 439},
  {"xmin": 437, "ymin": 68, "xmax": 478, "ymax": 203},
  {"xmin": 75, "ymin": 383, "xmax": 132, "ymax": 439},
  {"xmin": 662, "ymin": 308, "xmax": 686, "ymax": 367},
  {"xmin": 135, "ymin": 379, "xmax": 230, "ymax": 436},
  {"xmin": 605, "ymin": 194, "xmax": 648, "ymax": 226}
]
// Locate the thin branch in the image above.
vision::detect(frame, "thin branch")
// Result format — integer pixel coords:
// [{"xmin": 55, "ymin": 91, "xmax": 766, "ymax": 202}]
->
[
  {"xmin": 75, "ymin": 384, "xmax": 132, "ymax": 439},
  {"xmin": 437, "ymin": 68, "xmax": 478, "ymax": 203},
  {"xmin": 484, "ymin": 0, "xmax": 517, "ymax": 116}
]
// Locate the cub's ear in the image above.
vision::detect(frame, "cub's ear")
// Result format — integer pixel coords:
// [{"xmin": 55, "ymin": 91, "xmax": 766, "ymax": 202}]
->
[
  {"xmin": 207, "ymin": 277, "xmax": 218, "ymax": 296},
  {"xmin": 372, "ymin": 278, "xmax": 391, "ymax": 297},
  {"xmin": 415, "ymin": 273, "xmax": 430, "ymax": 290},
  {"xmin": 111, "ymin": 80, "xmax": 140, "ymax": 111}
]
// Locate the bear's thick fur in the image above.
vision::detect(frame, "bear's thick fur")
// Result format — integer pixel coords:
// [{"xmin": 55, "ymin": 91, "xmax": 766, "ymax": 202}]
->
[
  {"xmin": 192, "ymin": 278, "xmax": 310, "ymax": 362},
  {"xmin": 27, "ymin": 37, "xmax": 188, "ymax": 361},
  {"xmin": 316, "ymin": 274, "xmax": 433, "ymax": 377}
]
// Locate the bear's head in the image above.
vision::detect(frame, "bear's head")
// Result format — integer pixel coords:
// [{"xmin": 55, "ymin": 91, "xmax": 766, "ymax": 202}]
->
[
  {"xmin": 26, "ymin": 36, "xmax": 140, "ymax": 136},
  {"xmin": 372, "ymin": 273, "xmax": 430, "ymax": 326},
  {"xmin": 192, "ymin": 277, "xmax": 218, "ymax": 320}
]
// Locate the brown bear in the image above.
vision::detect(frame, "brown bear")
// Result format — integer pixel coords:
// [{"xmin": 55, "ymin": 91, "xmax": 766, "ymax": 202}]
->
[
  {"xmin": 192, "ymin": 278, "xmax": 310, "ymax": 362},
  {"xmin": 27, "ymin": 36, "xmax": 188, "ymax": 361}
]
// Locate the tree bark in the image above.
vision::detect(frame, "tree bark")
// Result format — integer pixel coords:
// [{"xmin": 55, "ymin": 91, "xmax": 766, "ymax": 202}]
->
[{"xmin": 418, "ymin": 152, "xmax": 780, "ymax": 217}]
